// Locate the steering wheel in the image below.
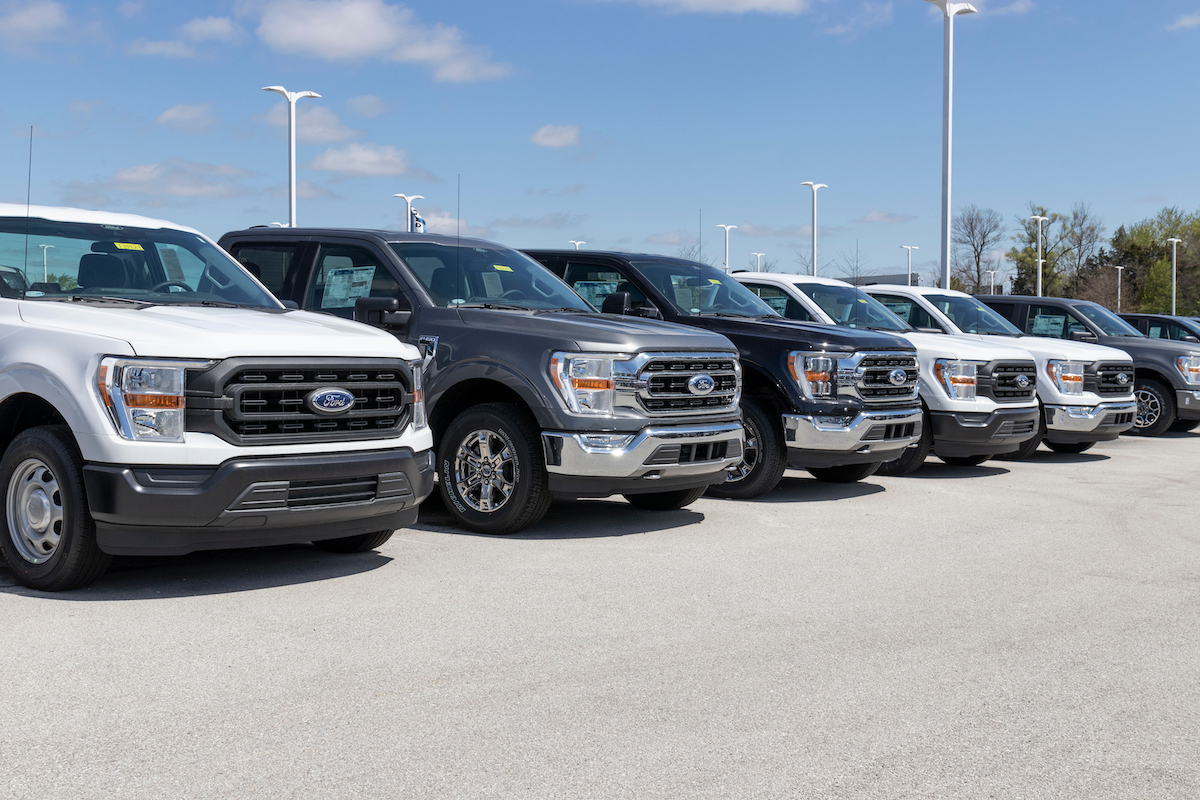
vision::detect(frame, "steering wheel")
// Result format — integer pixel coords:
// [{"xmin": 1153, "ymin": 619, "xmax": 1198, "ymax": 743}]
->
[
  {"xmin": 151, "ymin": 281, "xmax": 194, "ymax": 293},
  {"xmin": 500, "ymin": 289, "xmax": 527, "ymax": 301}
]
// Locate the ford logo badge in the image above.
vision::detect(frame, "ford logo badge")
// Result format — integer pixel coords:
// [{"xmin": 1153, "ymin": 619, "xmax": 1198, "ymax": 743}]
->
[
  {"xmin": 888, "ymin": 368, "xmax": 908, "ymax": 387},
  {"xmin": 307, "ymin": 387, "xmax": 356, "ymax": 415},
  {"xmin": 1015, "ymin": 374, "xmax": 1030, "ymax": 389},
  {"xmin": 1116, "ymin": 372, "xmax": 1130, "ymax": 386},
  {"xmin": 688, "ymin": 374, "xmax": 716, "ymax": 396}
]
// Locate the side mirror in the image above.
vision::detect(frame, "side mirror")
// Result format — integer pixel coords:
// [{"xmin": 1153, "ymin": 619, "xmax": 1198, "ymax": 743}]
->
[
  {"xmin": 279, "ymin": 299, "xmax": 299, "ymax": 309},
  {"xmin": 601, "ymin": 291, "xmax": 632, "ymax": 315},
  {"xmin": 354, "ymin": 296, "xmax": 411, "ymax": 328},
  {"xmin": 1069, "ymin": 330, "xmax": 1098, "ymax": 343},
  {"xmin": 915, "ymin": 327, "xmax": 945, "ymax": 335},
  {"xmin": 633, "ymin": 306, "xmax": 662, "ymax": 320},
  {"xmin": 1182, "ymin": 335, "xmax": 1199, "ymax": 344}
]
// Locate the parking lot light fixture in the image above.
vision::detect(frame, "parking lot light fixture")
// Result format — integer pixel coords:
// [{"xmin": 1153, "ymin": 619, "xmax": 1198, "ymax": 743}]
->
[
  {"xmin": 1111, "ymin": 265, "xmax": 1126, "ymax": 312},
  {"xmin": 717, "ymin": 225, "xmax": 737, "ymax": 273},
  {"xmin": 986, "ymin": 268, "xmax": 997, "ymax": 294},
  {"xmin": 752, "ymin": 252, "xmax": 765, "ymax": 270},
  {"xmin": 38, "ymin": 244, "xmax": 54, "ymax": 282},
  {"xmin": 801, "ymin": 182, "xmax": 827, "ymax": 276},
  {"xmin": 901, "ymin": 245, "xmax": 919, "ymax": 286},
  {"xmin": 1168, "ymin": 237, "xmax": 1183, "ymax": 315},
  {"xmin": 569, "ymin": 240, "xmax": 586, "ymax": 250},
  {"xmin": 262, "ymin": 86, "xmax": 321, "ymax": 228},
  {"xmin": 1030, "ymin": 215, "xmax": 1049, "ymax": 296},
  {"xmin": 392, "ymin": 194, "xmax": 425, "ymax": 233}
]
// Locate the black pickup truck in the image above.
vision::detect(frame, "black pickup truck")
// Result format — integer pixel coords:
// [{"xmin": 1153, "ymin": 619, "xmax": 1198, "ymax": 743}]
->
[
  {"xmin": 525, "ymin": 251, "xmax": 922, "ymax": 498},
  {"xmin": 978, "ymin": 295, "xmax": 1200, "ymax": 436},
  {"xmin": 218, "ymin": 228, "xmax": 746, "ymax": 534}
]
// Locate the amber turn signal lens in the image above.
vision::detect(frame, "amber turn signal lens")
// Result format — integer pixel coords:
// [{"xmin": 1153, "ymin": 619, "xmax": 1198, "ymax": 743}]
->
[
  {"xmin": 124, "ymin": 394, "xmax": 184, "ymax": 409},
  {"xmin": 571, "ymin": 378, "xmax": 613, "ymax": 391}
]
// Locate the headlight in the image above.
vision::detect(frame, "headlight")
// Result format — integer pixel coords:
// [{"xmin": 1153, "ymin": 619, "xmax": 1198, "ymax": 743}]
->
[
  {"xmin": 407, "ymin": 359, "xmax": 428, "ymax": 431},
  {"xmin": 97, "ymin": 358, "xmax": 210, "ymax": 442},
  {"xmin": 1178, "ymin": 356, "xmax": 1200, "ymax": 384},
  {"xmin": 1047, "ymin": 360, "xmax": 1085, "ymax": 395},
  {"xmin": 934, "ymin": 359, "xmax": 978, "ymax": 401},
  {"xmin": 550, "ymin": 352, "xmax": 624, "ymax": 415},
  {"xmin": 788, "ymin": 352, "xmax": 836, "ymax": 400}
]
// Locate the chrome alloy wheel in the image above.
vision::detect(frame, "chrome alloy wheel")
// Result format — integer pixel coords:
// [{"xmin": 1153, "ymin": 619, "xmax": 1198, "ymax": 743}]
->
[
  {"xmin": 1134, "ymin": 388, "xmax": 1161, "ymax": 429},
  {"xmin": 6, "ymin": 458, "xmax": 65, "ymax": 564},
  {"xmin": 453, "ymin": 428, "xmax": 516, "ymax": 513},
  {"xmin": 725, "ymin": 416, "xmax": 760, "ymax": 483}
]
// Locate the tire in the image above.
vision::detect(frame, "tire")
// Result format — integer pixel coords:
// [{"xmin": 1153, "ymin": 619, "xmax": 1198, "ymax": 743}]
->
[
  {"xmin": 807, "ymin": 462, "xmax": 879, "ymax": 483},
  {"xmin": 624, "ymin": 486, "xmax": 707, "ymax": 511},
  {"xmin": 437, "ymin": 403, "xmax": 551, "ymax": 535},
  {"xmin": 877, "ymin": 411, "xmax": 932, "ymax": 476},
  {"xmin": 1131, "ymin": 378, "xmax": 1175, "ymax": 437},
  {"xmin": 940, "ymin": 454, "xmax": 990, "ymax": 467},
  {"xmin": 706, "ymin": 398, "xmax": 785, "ymax": 499},
  {"xmin": 312, "ymin": 529, "xmax": 395, "ymax": 553},
  {"xmin": 1169, "ymin": 418, "xmax": 1200, "ymax": 433},
  {"xmin": 0, "ymin": 426, "xmax": 111, "ymax": 592},
  {"xmin": 1044, "ymin": 440, "xmax": 1095, "ymax": 454}
]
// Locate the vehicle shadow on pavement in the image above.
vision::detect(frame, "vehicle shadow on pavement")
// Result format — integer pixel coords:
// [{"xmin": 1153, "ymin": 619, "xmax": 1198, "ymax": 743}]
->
[
  {"xmin": 727, "ymin": 474, "xmax": 886, "ymax": 504},
  {"xmin": 1026, "ymin": 451, "xmax": 1110, "ymax": 464},
  {"xmin": 901, "ymin": 461, "xmax": 1011, "ymax": 479},
  {"xmin": 0, "ymin": 545, "xmax": 391, "ymax": 601},
  {"xmin": 413, "ymin": 492, "xmax": 704, "ymax": 540}
]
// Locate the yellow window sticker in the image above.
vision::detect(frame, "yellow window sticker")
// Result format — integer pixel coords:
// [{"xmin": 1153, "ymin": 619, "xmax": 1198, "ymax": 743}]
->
[
  {"xmin": 708, "ymin": 279, "xmax": 722, "ymax": 285},
  {"xmin": 114, "ymin": 242, "xmax": 144, "ymax": 251},
  {"xmin": 493, "ymin": 265, "xmax": 513, "ymax": 272}
]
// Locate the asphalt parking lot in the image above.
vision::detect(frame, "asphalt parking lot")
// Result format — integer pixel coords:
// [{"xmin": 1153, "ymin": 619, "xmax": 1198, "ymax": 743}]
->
[{"xmin": 2, "ymin": 433, "xmax": 1198, "ymax": 799}]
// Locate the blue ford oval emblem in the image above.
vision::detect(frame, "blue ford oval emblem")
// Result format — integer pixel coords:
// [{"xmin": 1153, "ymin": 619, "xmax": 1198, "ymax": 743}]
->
[
  {"xmin": 688, "ymin": 374, "xmax": 716, "ymax": 396},
  {"xmin": 1116, "ymin": 372, "xmax": 1130, "ymax": 386},
  {"xmin": 1015, "ymin": 374, "xmax": 1030, "ymax": 389},
  {"xmin": 888, "ymin": 368, "xmax": 908, "ymax": 386},
  {"xmin": 307, "ymin": 387, "xmax": 356, "ymax": 415}
]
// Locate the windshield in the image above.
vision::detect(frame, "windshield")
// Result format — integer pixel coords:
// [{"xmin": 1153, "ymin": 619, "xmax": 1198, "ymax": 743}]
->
[
  {"xmin": 0, "ymin": 218, "xmax": 279, "ymax": 308},
  {"xmin": 627, "ymin": 260, "xmax": 778, "ymax": 317},
  {"xmin": 926, "ymin": 293, "xmax": 1022, "ymax": 335},
  {"xmin": 791, "ymin": 281, "xmax": 910, "ymax": 332},
  {"xmin": 1071, "ymin": 303, "xmax": 1143, "ymax": 336},
  {"xmin": 390, "ymin": 242, "xmax": 591, "ymax": 311}
]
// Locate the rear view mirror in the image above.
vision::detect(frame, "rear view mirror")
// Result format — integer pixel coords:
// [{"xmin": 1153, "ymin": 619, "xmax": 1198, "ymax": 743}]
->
[
  {"xmin": 354, "ymin": 296, "xmax": 411, "ymax": 328},
  {"xmin": 601, "ymin": 291, "xmax": 632, "ymax": 315}
]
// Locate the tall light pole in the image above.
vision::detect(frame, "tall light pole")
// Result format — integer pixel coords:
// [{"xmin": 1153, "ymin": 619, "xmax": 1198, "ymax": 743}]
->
[
  {"xmin": 262, "ymin": 85, "xmax": 321, "ymax": 228},
  {"xmin": 800, "ymin": 182, "xmax": 826, "ymax": 276},
  {"xmin": 1111, "ymin": 265, "xmax": 1125, "ymax": 313},
  {"xmin": 569, "ymin": 240, "xmax": 586, "ymax": 250},
  {"xmin": 392, "ymin": 194, "xmax": 425, "ymax": 233},
  {"xmin": 1168, "ymin": 237, "xmax": 1183, "ymax": 315},
  {"xmin": 901, "ymin": 245, "xmax": 919, "ymax": 286},
  {"xmin": 717, "ymin": 224, "xmax": 737, "ymax": 273},
  {"xmin": 986, "ymin": 268, "xmax": 997, "ymax": 294},
  {"xmin": 38, "ymin": 244, "xmax": 54, "ymax": 282},
  {"xmin": 1030, "ymin": 214, "xmax": 1049, "ymax": 296},
  {"xmin": 752, "ymin": 252, "xmax": 765, "ymax": 270},
  {"xmin": 925, "ymin": 0, "xmax": 977, "ymax": 289}
]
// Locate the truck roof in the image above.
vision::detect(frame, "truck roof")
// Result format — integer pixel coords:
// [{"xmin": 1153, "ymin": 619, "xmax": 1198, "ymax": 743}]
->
[
  {"xmin": 0, "ymin": 203, "xmax": 203, "ymax": 235},
  {"xmin": 227, "ymin": 227, "xmax": 501, "ymax": 250}
]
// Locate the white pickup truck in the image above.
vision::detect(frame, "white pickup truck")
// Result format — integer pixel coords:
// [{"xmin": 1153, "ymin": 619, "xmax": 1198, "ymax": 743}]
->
[
  {"xmin": 0, "ymin": 204, "xmax": 434, "ymax": 590},
  {"xmin": 734, "ymin": 273, "xmax": 1041, "ymax": 472}
]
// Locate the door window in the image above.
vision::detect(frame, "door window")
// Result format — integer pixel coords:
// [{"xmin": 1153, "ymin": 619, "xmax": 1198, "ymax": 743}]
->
[
  {"xmin": 562, "ymin": 262, "xmax": 650, "ymax": 311},
  {"xmin": 229, "ymin": 242, "xmax": 298, "ymax": 297},
  {"xmin": 870, "ymin": 294, "xmax": 942, "ymax": 330},
  {"xmin": 1148, "ymin": 321, "xmax": 1195, "ymax": 341},
  {"xmin": 1027, "ymin": 305, "xmax": 1089, "ymax": 339},
  {"xmin": 306, "ymin": 244, "xmax": 403, "ymax": 319},
  {"xmin": 741, "ymin": 283, "xmax": 814, "ymax": 321}
]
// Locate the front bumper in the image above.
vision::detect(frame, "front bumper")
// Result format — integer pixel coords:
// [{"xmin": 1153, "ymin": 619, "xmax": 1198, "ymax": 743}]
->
[
  {"xmin": 84, "ymin": 448, "xmax": 436, "ymax": 556},
  {"xmin": 782, "ymin": 407, "xmax": 923, "ymax": 469},
  {"xmin": 1176, "ymin": 390, "xmax": 1200, "ymax": 420},
  {"xmin": 1045, "ymin": 401, "xmax": 1137, "ymax": 442},
  {"xmin": 929, "ymin": 406, "xmax": 1039, "ymax": 458},
  {"xmin": 542, "ymin": 422, "xmax": 744, "ymax": 498}
]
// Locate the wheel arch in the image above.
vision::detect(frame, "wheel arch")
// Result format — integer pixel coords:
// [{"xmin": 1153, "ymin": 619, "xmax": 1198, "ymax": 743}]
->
[
  {"xmin": 429, "ymin": 378, "xmax": 534, "ymax": 444},
  {"xmin": 0, "ymin": 394, "xmax": 73, "ymax": 457}
]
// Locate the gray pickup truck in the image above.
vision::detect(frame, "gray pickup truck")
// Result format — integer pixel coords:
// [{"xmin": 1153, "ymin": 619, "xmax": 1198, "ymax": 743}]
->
[{"xmin": 220, "ymin": 228, "xmax": 746, "ymax": 534}]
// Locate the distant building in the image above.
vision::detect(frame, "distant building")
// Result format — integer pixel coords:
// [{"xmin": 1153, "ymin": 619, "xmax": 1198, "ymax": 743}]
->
[{"xmin": 844, "ymin": 272, "xmax": 921, "ymax": 287}]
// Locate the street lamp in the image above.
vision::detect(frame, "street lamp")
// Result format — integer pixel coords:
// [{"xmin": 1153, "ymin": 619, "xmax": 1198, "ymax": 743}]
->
[
  {"xmin": 925, "ymin": 0, "xmax": 977, "ymax": 289},
  {"xmin": 717, "ymin": 224, "xmax": 737, "ymax": 273},
  {"xmin": 901, "ymin": 245, "xmax": 919, "ymax": 286},
  {"xmin": 1111, "ymin": 265, "xmax": 1125, "ymax": 312},
  {"xmin": 1168, "ymin": 237, "xmax": 1183, "ymax": 315},
  {"xmin": 1030, "ymin": 215, "xmax": 1049, "ymax": 296},
  {"xmin": 800, "ymin": 182, "xmax": 826, "ymax": 276},
  {"xmin": 985, "ymin": 268, "xmax": 998, "ymax": 294},
  {"xmin": 262, "ymin": 85, "xmax": 321, "ymax": 228},
  {"xmin": 569, "ymin": 240, "xmax": 586, "ymax": 250},
  {"xmin": 38, "ymin": 244, "xmax": 54, "ymax": 282},
  {"xmin": 752, "ymin": 252, "xmax": 765, "ymax": 270},
  {"xmin": 393, "ymin": 194, "xmax": 425, "ymax": 233}
]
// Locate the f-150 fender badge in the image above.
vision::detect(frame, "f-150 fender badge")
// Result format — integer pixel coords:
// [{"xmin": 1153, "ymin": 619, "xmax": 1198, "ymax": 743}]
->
[{"xmin": 307, "ymin": 387, "xmax": 356, "ymax": 415}]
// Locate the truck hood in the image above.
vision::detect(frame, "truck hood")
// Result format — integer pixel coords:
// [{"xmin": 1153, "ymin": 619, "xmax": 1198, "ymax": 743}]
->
[
  {"xmin": 901, "ymin": 331, "xmax": 1033, "ymax": 362},
  {"xmin": 1096, "ymin": 334, "xmax": 1200, "ymax": 360},
  {"xmin": 456, "ymin": 308, "xmax": 737, "ymax": 353},
  {"xmin": 18, "ymin": 301, "xmax": 416, "ymax": 360},
  {"xmin": 694, "ymin": 316, "xmax": 915, "ymax": 353},
  {"xmin": 981, "ymin": 334, "xmax": 1133, "ymax": 364}
]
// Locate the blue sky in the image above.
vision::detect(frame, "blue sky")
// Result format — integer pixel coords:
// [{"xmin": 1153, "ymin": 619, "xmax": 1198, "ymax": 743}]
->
[{"xmin": 2, "ymin": 0, "xmax": 1198, "ymax": 284}]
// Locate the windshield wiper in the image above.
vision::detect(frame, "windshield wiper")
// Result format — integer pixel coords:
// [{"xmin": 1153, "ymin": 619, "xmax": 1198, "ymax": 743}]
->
[
  {"xmin": 455, "ymin": 302, "xmax": 532, "ymax": 311},
  {"xmin": 537, "ymin": 306, "xmax": 592, "ymax": 314},
  {"xmin": 697, "ymin": 311, "xmax": 763, "ymax": 319},
  {"xmin": 168, "ymin": 299, "xmax": 243, "ymax": 309},
  {"xmin": 52, "ymin": 294, "xmax": 155, "ymax": 307}
]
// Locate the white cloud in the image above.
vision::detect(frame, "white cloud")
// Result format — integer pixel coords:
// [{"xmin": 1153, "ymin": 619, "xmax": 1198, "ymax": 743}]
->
[
  {"xmin": 345, "ymin": 95, "xmax": 389, "ymax": 117},
  {"xmin": 645, "ymin": 231, "xmax": 688, "ymax": 245},
  {"xmin": 128, "ymin": 39, "xmax": 196, "ymax": 57},
  {"xmin": 0, "ymin": 1, "xmax": 67, "ymax": 53},
  {"xmin": 182, "ymin": 16, "xmax": 242, "ymax": 42},
  {"xmin": 252, "ymin": 0, "xmax": 511, "ymax": 82},
  {"xmin": 530, "ymin": 124, "xmax": 581, "ymax": 148},
  {"xmin": 417, "ymin": 207, "xmax": 494, "ymax": 238},
  {"xmin": 488, "ymin": 213, "xmax": 587, "ymax": 230},
  {"xmin": 1168, "ymin": 10, "xmax": 1200, "ymax": 30},
  {"xmin": 258, "ymin": 102, "xmax": 364, "ymax": 144},
  {"xmin": 855, "ymin": 210, "xmax": 916, "ymax": 224},
  {"xmin": 590, "ymin": 0, "xmax": 811, "ymax": 13},
  {"xmin": 156, "ymin": 103, "xmax": 217, "ymax": 133},
  {"xmin": 310, "ymin": 142, "xmax": 414, "ymax": 176},
  {"xmin": 118, "ymin": 2, "xmax": 142, "ymax": 16},
  {"xmin": 738, "ymin": 223, "xmax": 810, "ymax": 238},
  {"xmin": 64, "ymin": 159, "xmax": 252, "ymax": 207},
  {"xmin": 822, "ymin": 1, "xmax": 892, "ymax": 37}
]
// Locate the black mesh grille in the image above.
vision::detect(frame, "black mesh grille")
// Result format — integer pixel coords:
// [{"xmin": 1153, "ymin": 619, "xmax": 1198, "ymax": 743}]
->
[
  {"xmin": 979, "ymin": 362, "xmax": 1037, "ymax": 403},
  {"xmin": 1086, "ymin": 363, "xmax": 1135, "ymax": 396},
  {"xmin": 287, "ymin": 476, "xmax": 378, "ymax": 508},
  {"xmin": 643, "ymin": 441, "xmax": 730, "ymax": 466},
  {"xmin": 855, "ymin": 354, "xmax": 919, "ymax": 404},
  {"xmin": 862, "ymin": 422, "xmax": 917, "ymax": 441}
]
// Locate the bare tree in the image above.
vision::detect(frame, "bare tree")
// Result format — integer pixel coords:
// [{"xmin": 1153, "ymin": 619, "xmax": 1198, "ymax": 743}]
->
[
  {"xmin": 1060, "ymin": 203, "xmax": 1105, "ymax": 291},
  {"xmin": 952, "ymin": 205, "xmax": 1007, "ymax": 293},
  {"xmin": 790, "ymin": 245, "xmax": 813, "ymax": 275},
  {"xmin": 675, "ymin": 243, "xmax": 716, "ymax": 266},
  {"xmin": 746, "ymin": 254, "xmax": 780, "ymax": 272},
  {"xmin": 835, "ymin": 242, "xmax": 871, "ymax": 285}
]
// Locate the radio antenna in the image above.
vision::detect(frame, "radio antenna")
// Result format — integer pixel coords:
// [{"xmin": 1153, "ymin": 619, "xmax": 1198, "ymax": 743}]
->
[
  {"xmin": 23, "ymin": 126, "xmax": 33, "ymax": 282},
  {"xmin": 455, "ymin": 174, "xmax": 461, "ymax": 307}
]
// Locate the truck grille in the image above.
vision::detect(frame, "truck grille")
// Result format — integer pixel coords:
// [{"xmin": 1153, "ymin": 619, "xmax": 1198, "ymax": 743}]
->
[
  {"xmin": 643, "ymin": 440, "xmax": 732, "ymax": 466},
  {"xmin": 862, "ymin": 422, "xmax": 917, "ymax": 441},
  {"xmin": 1085, "ymin": 362, "xmax": 1135, "ymax": 396},
  {"xmin": 839, "ymin": 353, "xmax": 920, "ymax": 405},
  {"xmin": 978, "ymin": 362, "xmax": 1037, "ymax": 403},
  {"xmin": 638, "ymin": 358, "xmax": 739, "ymax": 414},
  {"xmin": 287, "ymin": 476, "xmax": 378, "ymax": 508}
]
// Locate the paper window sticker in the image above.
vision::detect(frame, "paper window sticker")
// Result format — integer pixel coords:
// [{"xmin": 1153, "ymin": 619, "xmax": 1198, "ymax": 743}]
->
[
  {"xmin": 114, "ymin": 242, "xmax": 144, "ymax": 251},
  {"xmin": 322, "ymin": 265, "xmax": 376, "ymax": 309},
  {"xmin": 493, "ymin": 264, "xmax": 513, "ymax": 272},
  {"xmin": 708, "ymin": 279, "xmax": 722, "ymax": 285},
  {"xmin": 480, "ymin": 271, "xmax": 503, "ymax": 296},
  {"xmin": 161, "ymin": 249, "xmax": 186, "ymax": 282}
]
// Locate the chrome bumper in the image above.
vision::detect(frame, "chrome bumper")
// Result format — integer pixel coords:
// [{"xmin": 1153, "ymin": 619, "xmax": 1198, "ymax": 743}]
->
[
  {"xmin": 542, "ymin": 422, "xmax": 744, "ymax": 479},
  {"xmin": 782, "ymin": 407, "xmax": 923, "ymax": 454},
  {"xmin": 1045, "ymin": 401, "xmax": 1137, "ymax": 433}
]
